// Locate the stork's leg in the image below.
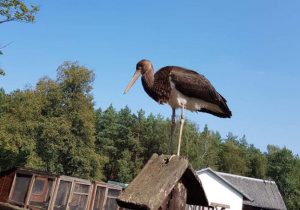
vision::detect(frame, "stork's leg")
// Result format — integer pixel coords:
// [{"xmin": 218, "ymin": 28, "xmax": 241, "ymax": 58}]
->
[
  {"xmin": 168, "ymin": 108, "xmax": 176, "ymax": 155},
  {"xmin": 177, "ymin": 106, "xmax": 185, "ymax": 156}
]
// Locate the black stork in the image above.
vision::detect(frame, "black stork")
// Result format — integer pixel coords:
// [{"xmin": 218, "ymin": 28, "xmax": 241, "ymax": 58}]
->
[{"xmin": 124, "ymin": 59, "xmax": 232, "ymax": 156}]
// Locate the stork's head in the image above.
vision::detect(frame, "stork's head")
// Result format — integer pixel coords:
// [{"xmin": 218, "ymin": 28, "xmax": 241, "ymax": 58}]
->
[
  {"xmin": 136, "ymin": 59, "xmax": 153, "ymax": 74},
  {"xmin": 124, "ymin": 59, "xmax": 153, "ymax": 94}
]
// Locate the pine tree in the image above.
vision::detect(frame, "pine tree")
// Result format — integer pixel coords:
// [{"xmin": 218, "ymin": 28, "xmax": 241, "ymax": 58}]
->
[{"xmin": 96, "ymin": 105, "xmax": 119, "ymax": 181}]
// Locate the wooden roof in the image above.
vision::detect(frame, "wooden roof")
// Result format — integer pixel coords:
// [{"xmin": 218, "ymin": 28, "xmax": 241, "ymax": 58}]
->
[
  {"xmin": 117, "ymin": 154, "xmax": 208, "ymax": 210},
  {"xmin": 0, "ymin": 167, "xmax": 57, "ymax": 178}
]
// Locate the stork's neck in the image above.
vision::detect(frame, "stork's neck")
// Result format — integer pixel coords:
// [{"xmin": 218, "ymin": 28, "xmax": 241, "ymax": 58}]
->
[
  {"xmin": 141, "ymin": 69, "xmax": 154, "ymax": 89},
  {"xmin": 141, "ymin": 69, "xmax": 159, "ymax": 101},
  {"xmin": 141, "ymin": 67, "xmax": 171, "ymax": 104}
]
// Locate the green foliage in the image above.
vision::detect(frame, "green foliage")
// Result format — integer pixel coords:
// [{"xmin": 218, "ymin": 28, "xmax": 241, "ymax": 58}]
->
[
  {"xmin": 266, "ymin": 145, "xmax": 300, "ymax": 209},
  {"xmin": 0, "ymin": 0, "xmax": 40, "ymax": 74},
  {"xmin": 138, "ymin": 113, "xmax": 169, "ymax": 162},
  {"xmin": 116, "ymin": 149, "xmax": 134, "ymax": 183},
  {"xmin": 49, "ymin": 61, "xmax": 104, "ymax": 180},
  {"xmin": 96, "ymin": 105, "xmax": 121, "ymax": 180},
  {"xmin": 0, "ymin": 87, "xmax": 5, "ymax": 116},
  {"xmin": 0, "ymin": 62, "xmax": 106, "ymax": 180},
  {"xmin": 0, "ymin": 0, "xmax": 39, "ymax": 24},
  {"xmin": 0, "ymin": 89, "xmax": 45, "ymax": 170},
  {"xmin": 246, "ymin": 144, "xmax": 267, "ymax": 178},
  {"xmin": 219, "ymin": 139, "xmax": 247, "ymax": 175},
  {"xmin": 179, "ymin": 123, "xmax": 221, "ymax": 171},
  {"xmin": 95, "ymin": 105, "xmax": 145, "ymax": 182},
  {"xmin": 0, "ymin": 68, "xmax": 4, "ymax": 76}
]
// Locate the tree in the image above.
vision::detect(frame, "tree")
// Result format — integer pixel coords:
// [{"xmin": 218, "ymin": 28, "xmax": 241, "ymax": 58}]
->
[
  {"xmin": 0, "ymin": 0, "xmax": 39, "ymax": 72},
  {"xmin": 266, "ymin": 145, "xmax": 300, "ymax": 209},
  {"xmin": 196, "ymin": 125, "xmax": 222, "ymax": 170},
  {"xmin": 0, "ymin": 89, "xmax": 44, "ymax": 171},
  {"xmin": 139, "ymin": 113, "xmax": 169, "ymax": 163},
  {"xmin": 224, "ymin": 132, "xmax": 239, "ymax": 145},
  {"xmin": 116, "ymin": 149, "xmax": 134, "ymax": 183},
  {"xmin": 0, "ymin": 0, "xmax": 39, "ymax": 24},
  {"xmin": 0, "ymin": 62, "xmax": 106, "ymax": 180},
  {"xmin": 54, "ymin": 61, "xmax": 104, "ymax": 180},
  {"xmin": 246, "ymin": 144, "xmax": 267, "ymax": 178},
  {"xmin": 289, "ymin": 157, "xmax": 300, "ymax": 209},
  {"xmin": 0, "ymin": 88, "xmax": 5, "ymax": 116},
  {"xmin": 35, "ymin": 77, "xmax": 68, "ymax": 174},
  {"xmin": 95, "ymin": 105, "xmax": 119, "ymax": 181},
  {"xmin": 117, "ymin": 106, "xmax": 143, "ymax": 179},
  {"xmin": 219, "ymin": 133, "xmax": 247, "ymax": 175},
  {"xmin": 0, "ymin": 45, "xmax": 4, "ymax": 75},
  {"xmin": 95, "ymin": 105, "xmax": 146, "ymax": 182}
]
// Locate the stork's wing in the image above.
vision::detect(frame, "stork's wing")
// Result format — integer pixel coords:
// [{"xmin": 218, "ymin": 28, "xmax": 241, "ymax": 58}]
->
[
  {"xmin": 169, "ymin": 67, "xmax": 221, "ymax": 102},
  {"xmin": 170, "ymin": 67, "xmax": 232, "ymax": 117}
]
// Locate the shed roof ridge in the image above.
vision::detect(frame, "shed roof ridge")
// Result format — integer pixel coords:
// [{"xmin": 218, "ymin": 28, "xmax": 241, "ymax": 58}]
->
[{"xmin": 217, "ymin": 172, "xmax": 276, "ymax": 184}]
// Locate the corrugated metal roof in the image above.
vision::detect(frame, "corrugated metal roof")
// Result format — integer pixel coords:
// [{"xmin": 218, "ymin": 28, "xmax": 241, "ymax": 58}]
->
[{"xmin": 217, "ymin": 172, "xmax": 287, "ymax": 210}]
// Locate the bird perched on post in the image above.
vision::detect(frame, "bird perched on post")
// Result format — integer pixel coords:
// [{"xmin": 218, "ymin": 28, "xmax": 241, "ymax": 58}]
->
[{"xmin": 124, "ymin": 59, "xmax": 231, "ymax": 156}]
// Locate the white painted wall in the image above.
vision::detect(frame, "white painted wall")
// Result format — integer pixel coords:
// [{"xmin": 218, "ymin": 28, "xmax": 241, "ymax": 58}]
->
[{"xmin": 198, "ymin": 170, "xmax": 243, "ymax": 210}]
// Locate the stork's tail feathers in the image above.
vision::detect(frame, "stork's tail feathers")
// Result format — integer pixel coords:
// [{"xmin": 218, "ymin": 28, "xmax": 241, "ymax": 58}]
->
[
  {"xmin": 199, "ymin": 95, "xmax": 232, "ymax": 118},
  {"xmin": 200, "ymin": 108, "xmax": 232, "ymax": 118}
]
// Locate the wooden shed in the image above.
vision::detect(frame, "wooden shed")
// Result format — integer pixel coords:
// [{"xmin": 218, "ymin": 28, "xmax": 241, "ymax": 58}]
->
[
  {"xmin": 117, "ymin": 154, "xmax": 209, "ymax": 210},
  {"xmin": 0, "ymin": 167, "xmax": 57, "ymax": 210},
  {"xmin": 0, "ymin": 167, "xmax": 123, "ymax": 210},
  {"xmin": 90, "ymin": 182, "xmax": 123, "ymax": 210}
]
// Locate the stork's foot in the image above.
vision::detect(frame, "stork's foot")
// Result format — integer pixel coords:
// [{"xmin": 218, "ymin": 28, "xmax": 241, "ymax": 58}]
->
[{"xmin": 164, "ymin": 154, "xmax": 177, "ymax": 164}]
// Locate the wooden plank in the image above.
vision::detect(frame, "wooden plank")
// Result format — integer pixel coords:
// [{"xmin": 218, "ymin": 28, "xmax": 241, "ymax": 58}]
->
[
  {"xmin": 7, "ymin": 172, "xmax": 17, "ymax": 202},
  {"xmin": 48, "ymin": 176, "xmax": 61, "ymax": 210},
  {"xmin": 168, "ymin": 181, "xmax": 187, "ymax": 210},
  {"xmin": 24, "ymin": 174, "xmax": 35, "ymax": 208},
  {"xmin": 210, "ymin": 202, "xmax": 230, "ymax": 209},
  {"xmin": 0, "ymin": 202, "xmax": 25, "ymax": 210},
  {"xmin": 159, "ymin": 180, "xmax": 187, "ymax": 210}
]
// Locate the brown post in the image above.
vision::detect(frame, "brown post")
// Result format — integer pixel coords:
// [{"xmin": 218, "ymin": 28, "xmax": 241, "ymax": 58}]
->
[{"xmin": 159, "ymin": 180, "xmax": 187, "ymax": 210}]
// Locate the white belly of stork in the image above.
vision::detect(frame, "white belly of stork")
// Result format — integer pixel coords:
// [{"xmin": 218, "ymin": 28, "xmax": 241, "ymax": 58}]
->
[{"xmin": 168, "ymin": 82, "xmax": 223, "ymax": 113}]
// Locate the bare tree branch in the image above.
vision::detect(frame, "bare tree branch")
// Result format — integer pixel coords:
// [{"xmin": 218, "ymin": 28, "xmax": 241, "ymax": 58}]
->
[{"xmin": 0, "ymin": 18, "xmax": 16, "ymax": 24}]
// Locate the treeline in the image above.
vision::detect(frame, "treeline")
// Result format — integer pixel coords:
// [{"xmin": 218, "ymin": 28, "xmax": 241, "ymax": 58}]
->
[{"xmin": 0, "ymin": 62, "xmax": 299, "ymax": 209}]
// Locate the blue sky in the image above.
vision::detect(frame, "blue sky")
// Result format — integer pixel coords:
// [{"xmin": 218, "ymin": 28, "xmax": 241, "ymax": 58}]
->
[{"xmin": 1, "ymin": 0, "xmax": 300, "ymax": 155}]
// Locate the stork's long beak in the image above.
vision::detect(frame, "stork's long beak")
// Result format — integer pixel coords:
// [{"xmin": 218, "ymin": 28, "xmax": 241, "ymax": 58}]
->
[{"xmin": 124, "ymin": 70, "xmax": 141, "ymax": 94}]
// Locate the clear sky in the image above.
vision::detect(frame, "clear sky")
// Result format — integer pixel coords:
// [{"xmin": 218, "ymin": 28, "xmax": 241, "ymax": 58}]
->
[{"xmin": 1, "ymin": 0, "xmax": 300, "ymax": 155}]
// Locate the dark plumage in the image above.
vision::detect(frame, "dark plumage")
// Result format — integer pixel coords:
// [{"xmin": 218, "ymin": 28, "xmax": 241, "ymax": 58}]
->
[
  {"xmin": 124, "ymin": 59, "xmax": 232, "ymax": 155},
  {"xmin": 124, "ymin": 59, "xmax": 232, "ymax": 118}
]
